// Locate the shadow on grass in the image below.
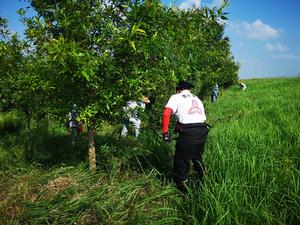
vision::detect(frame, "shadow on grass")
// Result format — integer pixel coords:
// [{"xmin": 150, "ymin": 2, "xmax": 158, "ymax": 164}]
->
[
  {"xmin": 1, "ymin": 125, "xmax": 174, "ymax": 182},
  {"xmin": 112, "ymin": 131, "xmax": 175, "ymax": 182},
  {"xmin": 33, "ymin": 133, "xmax": 88, "ymax": 167}
]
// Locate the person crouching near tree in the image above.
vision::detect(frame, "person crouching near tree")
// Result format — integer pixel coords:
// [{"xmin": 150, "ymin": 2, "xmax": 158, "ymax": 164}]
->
[{"xmin": 161, "ymin": 80, "xmax": 210, "ymax": 193}]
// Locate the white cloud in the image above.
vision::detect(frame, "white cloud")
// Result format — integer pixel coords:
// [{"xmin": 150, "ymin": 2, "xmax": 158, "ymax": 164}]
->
[
  {"xmin": 240, "ymin": 58, "xmax": 260, "ymax": 65},
  {"xmin": 232, "ymin": 19, "xmax": 280, "ymax": 40},
  {"xmin": 195, "ymin": 0, "xmax": 201, "ymax": 8},
  {"xmin": 209, "ymin": 0, "xmax": 225, "ymax": 8},
  {"xmin": 270, "ymin": 54, "xmax": 300, "ymax": 62},
  {"xmin": 265, "ymin": 43, "xmax": 288, "ymax": 52},
  {"xmin": 179, "ymin": 0, "xmax": 225, "ymax": 10},
  {"xmin": 179, "ymin": 0, "xmax": 201, "ymax": 10}
]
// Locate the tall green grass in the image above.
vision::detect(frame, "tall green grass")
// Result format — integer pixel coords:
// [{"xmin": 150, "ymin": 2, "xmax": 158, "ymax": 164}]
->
[
  {"xmin": 195, "ymin": 77, "xmax": 300, "ymax": 224},
  {"xmin": 0, "ymin": 77, "xmax": 299, "ymax": 224}
]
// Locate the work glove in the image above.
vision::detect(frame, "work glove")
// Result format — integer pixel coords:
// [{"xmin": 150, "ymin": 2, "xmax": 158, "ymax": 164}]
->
[{"xmin": 163, "ymin": 132, "xmax": 172, "ymax": 142}]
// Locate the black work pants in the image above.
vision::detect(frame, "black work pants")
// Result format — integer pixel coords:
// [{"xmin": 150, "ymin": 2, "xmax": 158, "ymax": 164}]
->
[{"xmin": 173, "ymin": 123, "xmax": 209, "ymax": 185}]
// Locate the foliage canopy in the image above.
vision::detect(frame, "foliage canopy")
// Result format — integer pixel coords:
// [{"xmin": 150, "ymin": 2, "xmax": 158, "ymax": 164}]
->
[{"xmin": 0, "ymin": 0, "xmax": 239, "ymax": 168}]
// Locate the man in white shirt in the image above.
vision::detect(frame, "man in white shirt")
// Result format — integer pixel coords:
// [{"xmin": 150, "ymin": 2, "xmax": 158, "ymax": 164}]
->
[
  {"xmin": 121, "ymin": 96, "xmax": 150, "ymax": 137},
  {"xmin": 162, "ymin": 81, "xmax": 209, "ymax": 193},
  {"xmin": 211, "ymin": 83, "xmax": 219, "ymax": 102},
  {"xmin": 239, "ymin": 82, "xmax": 246, "ymax": 91},
  {"xmin": 67, "ymin": 104, "xmax": 78, "ymax": 146}
]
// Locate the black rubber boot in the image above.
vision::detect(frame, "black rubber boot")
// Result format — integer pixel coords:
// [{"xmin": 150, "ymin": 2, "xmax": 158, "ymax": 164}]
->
[{"xmin": 176, "ymin": 179, "xmax": 188, "ymax": 194}]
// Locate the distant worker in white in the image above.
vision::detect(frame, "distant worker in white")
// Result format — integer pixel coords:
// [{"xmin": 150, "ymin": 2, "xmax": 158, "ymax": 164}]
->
[
  {"xmin": 121, "ymin": 96, "xmax": 150, "ymax": 137},
  {"xmin": 239, "ymin": 82, "xmax": 246, "ymax": 91},
  {"xmin": 211, "ymin": 83, "xmax": 219, "ymax": 102},
  {"xmin": 67, "ymin": 104, "xmax": 78, "ymax": 145}
]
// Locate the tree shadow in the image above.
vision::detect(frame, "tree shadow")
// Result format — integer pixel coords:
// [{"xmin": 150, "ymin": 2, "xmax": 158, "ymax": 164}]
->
[
  {"xmin": 31, "ymin": 130, "xmax": 88, "ymax": 167},
  {"xmin": 2, "ymin": 123, "xmax": 174, "ymax": 181},
  {"xmin": 116, "ymin": 131, "xmax": 175, "ymax": 182}
]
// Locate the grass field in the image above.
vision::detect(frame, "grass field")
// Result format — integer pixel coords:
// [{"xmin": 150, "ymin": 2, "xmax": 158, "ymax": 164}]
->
[{"xmin": 1, "ymin": 77, "xmax": 299, "ymax": 224}]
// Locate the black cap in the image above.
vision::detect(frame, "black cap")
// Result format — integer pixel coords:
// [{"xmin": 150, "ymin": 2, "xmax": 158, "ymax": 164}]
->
[{"xmin": 176, "ymin": 80, "xmax": 194, "ymax": 90}]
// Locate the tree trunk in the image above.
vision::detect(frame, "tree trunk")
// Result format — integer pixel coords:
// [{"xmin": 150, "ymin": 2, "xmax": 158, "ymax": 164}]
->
[
  {"xmin": 25, "ymin": 110, "xmax": 33, "ymax": 161},
  {"xmin": 87, "ymin": 122, "xmax": 96, "ymax": 171}
]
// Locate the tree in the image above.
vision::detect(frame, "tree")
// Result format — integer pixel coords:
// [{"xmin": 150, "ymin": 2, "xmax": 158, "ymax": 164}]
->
[
  {"xmin": 18, "ymin": 0, "xmax": 238, "ymax": 169},
  {"xmin": 22, "ymin": 0, "xmax": 176, "ymax": 170},
  {"xmin": 0, "ymin": 16, "xmax": 52, "ymax": 160}
]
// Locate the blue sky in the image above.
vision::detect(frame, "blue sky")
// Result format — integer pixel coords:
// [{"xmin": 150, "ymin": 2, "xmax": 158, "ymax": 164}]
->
[{"xmin": 1, "ymin": 0, "xmax": 300, "ymax": 79}]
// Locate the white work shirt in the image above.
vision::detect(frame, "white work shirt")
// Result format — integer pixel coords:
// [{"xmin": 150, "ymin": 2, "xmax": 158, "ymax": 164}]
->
[
  {"xmin": 165, "ymin": 90, "xmax": 206, "ymax": 124},
  {"xmin": 124, "ymin": 100, "xmax": 145, "ymax": 119}
]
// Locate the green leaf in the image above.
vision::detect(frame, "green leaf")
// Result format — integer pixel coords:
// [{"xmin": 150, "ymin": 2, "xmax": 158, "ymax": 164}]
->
[
  {"xmin": 136, "ymin": 28, "xmax": 146, "ymax": 35},
  {"xmin": 152, "ymin": 31, "xmax": 158, "ymax": 39},
  {"xmin": 81, "ymin": 70, "xmax": 90, "ymax": 81},
  {"xmin": 17, "ymin": 8, "xmax": 26, "ymax": 16},
  {"xmin": 130, "ymin": 41, "xmax": 136, "ymax": 51}
]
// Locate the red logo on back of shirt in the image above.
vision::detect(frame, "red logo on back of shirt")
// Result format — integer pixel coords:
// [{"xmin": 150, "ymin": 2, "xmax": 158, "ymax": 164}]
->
[{"xmin": 188, "ymin": 99, "xmax": 202, "ymax": 115}]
